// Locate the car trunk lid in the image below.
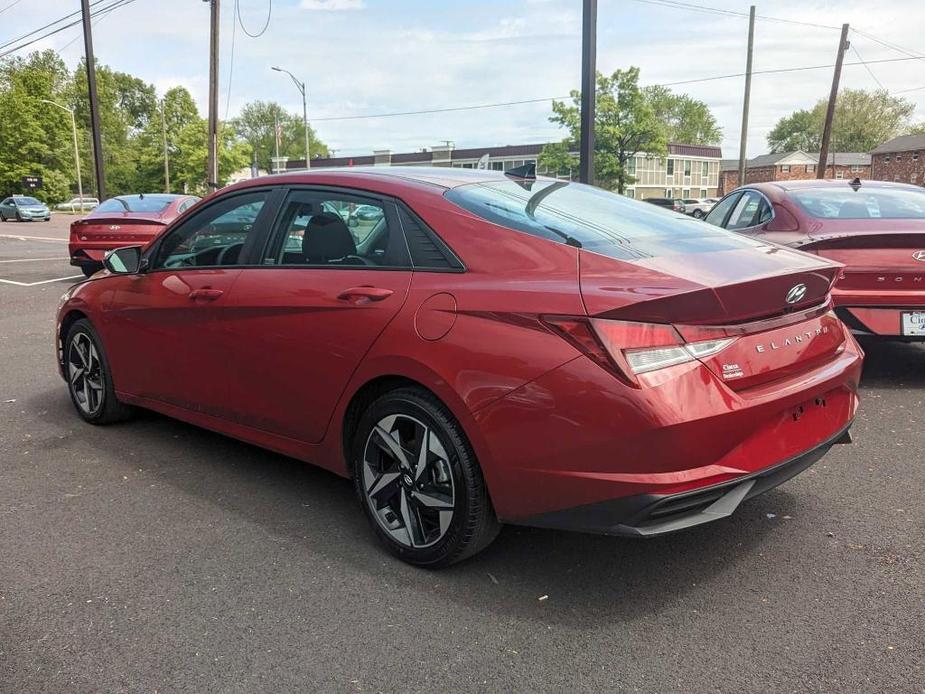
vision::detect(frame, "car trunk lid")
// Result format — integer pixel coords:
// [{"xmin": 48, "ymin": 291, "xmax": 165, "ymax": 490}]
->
[
  {"xmin": 580, "ymin": 246, "xmax": 845, "ymax": 389},
  {"xmin": 70, "ymin": 214, "xmax": 167, "ymax": 246},
  {"xmin": 799, "ymin": 231, "xmax": 925, "ymax": 291}
]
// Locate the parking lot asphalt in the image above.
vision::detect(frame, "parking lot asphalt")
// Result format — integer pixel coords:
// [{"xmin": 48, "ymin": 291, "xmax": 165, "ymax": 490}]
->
[{"xmin": 0, "ymin": 215, "xmax": 923, "ymax": 693}]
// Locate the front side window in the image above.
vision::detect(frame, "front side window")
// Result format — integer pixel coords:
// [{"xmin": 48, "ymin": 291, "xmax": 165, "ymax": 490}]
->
[
  {"xmin": 790, "ymin": 187, "xmax": 925, "ymax": 219},
  {"xmin": 154, "ymin": 191, "xmax": 269, "ymax": 269},
  {"xmin": 269, "ymin": 191, "xmax": 407, "ymax": 268},
  {"xmin": 445, "ymin": 180, "xmax": 766, "ymax": 261}
]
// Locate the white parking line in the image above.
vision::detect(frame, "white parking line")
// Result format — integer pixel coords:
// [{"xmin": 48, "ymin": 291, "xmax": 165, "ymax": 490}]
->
[
  {"xmin": 0, "ymin": 257, "xmax": 69, "ymax": 263},
  {"xmin": 0, "ymin": 275, "xmax": 83, "ymax": 287},
  {"xmin": 0, "ymin": 233, "xmax": 67, "ymax": 243}
]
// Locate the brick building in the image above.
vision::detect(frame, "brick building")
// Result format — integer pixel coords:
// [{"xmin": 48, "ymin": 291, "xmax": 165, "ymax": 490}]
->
[
  {"xmin": 870, "ymin": 134, "xmax": 925, "ymax": 187},
  {"xmin": 287, "ymin": 142, "xmax": 724, "ymax": 199},
  {"xmin": 717, "ymin": 151, "xmax": 871, "ymax": 195}
]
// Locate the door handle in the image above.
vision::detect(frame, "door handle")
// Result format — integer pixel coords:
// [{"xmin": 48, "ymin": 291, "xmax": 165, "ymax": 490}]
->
[
  {"xmin": 337, "ymin": 286, "xmax": 394, "ymax": 303},
  {"xmin": 188, "ymin": 288, "xmax": 224, "ymax": 301}
]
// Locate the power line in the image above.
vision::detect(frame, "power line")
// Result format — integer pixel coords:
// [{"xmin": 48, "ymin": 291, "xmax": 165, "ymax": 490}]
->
[
  {"xmin": 0, "ymin": 0, "xmax": 26, "ymax": 17},
  {"xmin": 850, "ymin": 43, "xmax": 884, "ymax": 90},
  {"xmin": 310, "ymin": 55, "xmax": 925, "ymax": 124},
  {"xmin": 236, "ymin": 0, "xmax": 271, "ymax": 38},
  {"xmin": 626, "ymin": 0, "xmax": 840, "ymax": 31},
  {"xmin": 850, "ymin": 28, "xmax": 925, "ymax": 60},
  {"xmin": 0, "ymin": 0, "xmax": 136, "ymax": 59}
]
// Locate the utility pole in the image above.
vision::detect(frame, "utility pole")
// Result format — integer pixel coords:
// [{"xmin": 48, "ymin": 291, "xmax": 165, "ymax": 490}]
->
[
  {"xmin": 818, "ymin": 23, "xmax": 850, "ymax": 179},
  {"xmin": 161, "ymin": 99, "xmax": 170, "ymax": 193},
  {"xmin": 579, "ymin": 0, "xmax": 597, "ymax": 185},
  {"xmin": 206, "ymin": 0, "xmax": 220, "ymax": 190},
  {"xmin": 80, "ymin": 0, "xmax": 105, "ymax": 201},
  {"xmin": 737, "ymin": 5, "xmax": 756, "ymax": 189}
]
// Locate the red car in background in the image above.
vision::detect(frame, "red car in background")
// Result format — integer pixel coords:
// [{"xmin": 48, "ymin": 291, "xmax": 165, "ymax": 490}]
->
[
  {"xmin": 69, "ymin": 193, "xmax": 200, "ymax": 277},
  {"xmin": 706, "ymin": 180, "xmax": 925, "ymax": 340},
  {"xmin": 56, "ymin": 167, "xmax": 862, "ymax": 567}
]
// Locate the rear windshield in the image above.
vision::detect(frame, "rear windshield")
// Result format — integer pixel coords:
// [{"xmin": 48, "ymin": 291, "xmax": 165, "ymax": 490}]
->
[
  {"xmin": 791, "ymin": 187, "xmax": 925, "ymax": 219},
  {"xmin": 444, "ymin": 180, "xmax": 760, "ymax": 260},
  {"xmin": 97, "ymin": 196, "xmax": 175, "ymax": 213}
]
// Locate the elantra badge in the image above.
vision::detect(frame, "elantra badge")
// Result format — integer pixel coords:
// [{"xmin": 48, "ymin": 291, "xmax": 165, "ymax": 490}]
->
[
  {"xmin": 913, "ymin": 250, "xmax": 925, "ymax": 262},
  {"xmin": 785, "ymin": 283, "xmax": 807, "ymax": 304}
]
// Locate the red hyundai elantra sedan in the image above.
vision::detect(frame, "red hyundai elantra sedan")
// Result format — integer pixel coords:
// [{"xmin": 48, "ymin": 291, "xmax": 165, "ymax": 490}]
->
[
  {"xmin": 69, "ymin": 193, "xmax": 200, "ymax": 277},
  {"xmin": 56, "ymin": 167, "xmax": 862, "ymax": 566},
  {"xmin": 705, "ymin": 179, "xmax": 925, "ymax": 340}
]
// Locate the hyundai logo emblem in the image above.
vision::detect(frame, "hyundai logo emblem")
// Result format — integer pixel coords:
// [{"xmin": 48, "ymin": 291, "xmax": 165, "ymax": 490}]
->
[
  {"xmin": 913, "ymin": 250, "xmax": 925, "ymax": 262},
  {"xmin": 785, "ymin": 283, "xmax": 807, "ymax": 304}
]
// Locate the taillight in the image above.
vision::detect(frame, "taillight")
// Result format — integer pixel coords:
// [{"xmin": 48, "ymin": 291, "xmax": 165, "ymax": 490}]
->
[{"xmin": 542, "ymin": 316, "xmax": 735, "ymax": 386}]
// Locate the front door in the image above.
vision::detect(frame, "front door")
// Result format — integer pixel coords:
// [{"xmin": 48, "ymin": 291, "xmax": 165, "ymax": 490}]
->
[
  {"xmin": 218, "ymin": 188, "xmax": 413, "ymax": 443},
  {"xmin": 100, "ymin": 189, "xmax": 276, "ymax": 414}
]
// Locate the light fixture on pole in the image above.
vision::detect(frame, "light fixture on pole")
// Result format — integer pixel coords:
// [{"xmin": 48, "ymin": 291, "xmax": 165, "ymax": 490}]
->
[
  {"xmin": 41, "ymin": 99, "xmax": 84, "ymax": 208},
  {"xmin": 271, "ymin": 66, "xmax": 310, "ymax": 169}
]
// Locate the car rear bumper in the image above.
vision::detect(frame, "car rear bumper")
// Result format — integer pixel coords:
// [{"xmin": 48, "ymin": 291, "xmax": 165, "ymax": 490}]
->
[
  {"xmin": 835, "ymin": 304, "xmax": 925, "ymax": 340},
  {"xmin": 69, "ymin": 247, "xmax": 108, "ymax": 266},
  {"xmin": 511, "ymin": 422, "xmax": 852, "ymax": 536},
  {"xmin": 473, "ymin": 323, "xmax": 863, "ymax": 527}
]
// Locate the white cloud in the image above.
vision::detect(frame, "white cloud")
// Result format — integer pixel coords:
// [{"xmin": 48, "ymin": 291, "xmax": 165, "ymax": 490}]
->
[{"xmin": 300, "ymin": 0, "xmax": 365, "ymax": 10}]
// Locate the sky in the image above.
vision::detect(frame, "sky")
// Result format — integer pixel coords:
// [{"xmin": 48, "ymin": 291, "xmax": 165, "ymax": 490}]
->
[{"xmin": 4, "ymin": 0, "xmax": 924, "ymax": 159}]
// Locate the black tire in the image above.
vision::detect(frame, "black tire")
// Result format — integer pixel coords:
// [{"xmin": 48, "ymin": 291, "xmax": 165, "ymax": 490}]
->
[
  {"xmin": 352, "ymin": 386, "xmax": 500, "ymax": 568},
  {"xmin": 15, "ymin": 211, "xmax": 22, "ymax": 222},
  {"xmin": 64, "ymin": 318, "xmax": 134, "ymax": 425},
  {"xmin": 80, "ymin": 265, "xmax": 98, "ymax": 278},
  {"xmin": 693, "ymin": 209, "xmax": 704, "ymax": 219}
]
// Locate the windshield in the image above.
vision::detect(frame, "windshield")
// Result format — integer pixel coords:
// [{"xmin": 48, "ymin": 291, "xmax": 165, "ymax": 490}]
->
[
  {"xmin": 790, "ymin": 187, "xmax": 925, "ymax": 219},
  {"xmin": 444, "ymin": 180, "xmax": 762, "ymax": 260},
  {"xmin": 16, "ymin": 197, "xmax": 41, "ymax": 205},
  {"xmin": 97, "ymin": 196, "xmax": 176, "ymax": 213}
]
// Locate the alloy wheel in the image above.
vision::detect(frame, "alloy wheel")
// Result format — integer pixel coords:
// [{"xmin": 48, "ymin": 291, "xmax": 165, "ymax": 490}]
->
[
  {"xmin": 67, "ymin": 332, "xmax": 104, "ymax": 416},
  {"xmin": 361, "ymin": 413, "xmax": 456, "ymax": 549}
]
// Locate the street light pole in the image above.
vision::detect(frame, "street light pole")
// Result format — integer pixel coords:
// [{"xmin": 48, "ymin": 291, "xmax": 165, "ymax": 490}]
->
[
  {"xmin": 272, "ymin": 66, "xmax": 310, "ymax": 169},
  {"xmin": 41, "ymin": 99, "xmax": 83, "ymax": 207}
]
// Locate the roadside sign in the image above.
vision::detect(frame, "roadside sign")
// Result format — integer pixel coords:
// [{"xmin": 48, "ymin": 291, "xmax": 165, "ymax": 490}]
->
[{"xmin": 22, "ymin": 175, "xmax": 43, "ymax": 190}]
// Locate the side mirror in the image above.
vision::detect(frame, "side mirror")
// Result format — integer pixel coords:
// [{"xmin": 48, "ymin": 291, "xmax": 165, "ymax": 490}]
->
[{"xmin": 103, "ymin": 245, "xmax": 144, "ymax": 274}]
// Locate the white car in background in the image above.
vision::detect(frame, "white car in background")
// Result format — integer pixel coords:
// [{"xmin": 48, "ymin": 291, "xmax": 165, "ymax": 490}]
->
[
  {"xmin": 681, "ymin": 198, "xmax": 715, "ymax": 219},
  {"xmin": 56, "ymin": 197, "xmax": 99, "ymax": 212}
]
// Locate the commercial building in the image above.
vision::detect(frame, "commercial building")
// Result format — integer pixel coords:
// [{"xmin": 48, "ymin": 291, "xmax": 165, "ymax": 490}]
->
[
  {"xmin": 717, "ymin": 151, "xmax": 871, "ymax": 195},
  {"xmin": 870, "ymin": 135, "xmax": 925, "ymax": 186},
  {"xmin": 285, "ymin": 142, "xmax": 724, "ymax": 199}
]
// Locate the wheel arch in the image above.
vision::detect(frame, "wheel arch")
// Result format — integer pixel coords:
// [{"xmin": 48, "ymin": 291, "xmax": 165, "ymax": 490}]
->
[
  {"xmin": 335, "ymin": 363, "xmax": 500, "ymax": 500},
  {"xmin": 58, "ymin": 309, "xmax": 89, "ymax": 373}
]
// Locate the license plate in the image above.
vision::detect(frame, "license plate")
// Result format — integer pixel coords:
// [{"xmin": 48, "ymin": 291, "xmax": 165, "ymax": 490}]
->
[{"xmin": 901, "ymin": 311, "xmax": 925, "ymax": 336}]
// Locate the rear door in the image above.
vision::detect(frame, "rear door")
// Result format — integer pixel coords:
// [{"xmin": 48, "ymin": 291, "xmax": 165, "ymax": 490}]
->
[
  {"xmin": 217, "ymin": 187, "xmax": 413, "ymax": 443},
  {"xmin": 101, "ymin": 188, "xmax": 278, "ymax": 413}
]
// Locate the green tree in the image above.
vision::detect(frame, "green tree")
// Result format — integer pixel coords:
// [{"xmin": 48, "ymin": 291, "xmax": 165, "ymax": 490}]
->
[
  {"xmin": 910, "ymin": 122, "xmax": 925, "ymax": 135},
  {"xmin": 644, "ymin": 85, "xmax": 722, "ymax": 145},
  {"xmin": 768, "ymin": 89, "xmax": 915, "ymax": 153},
  {"xmin": 0, "ymin": 50, "xmax": 75, "ymax": 202},
  {"xmin": 232, "ymin": 100, "xmax": 328, "ymax": 172},
  {"xmin": 540, "ymin": 67, "xmax": 667, "ymax": 193}
]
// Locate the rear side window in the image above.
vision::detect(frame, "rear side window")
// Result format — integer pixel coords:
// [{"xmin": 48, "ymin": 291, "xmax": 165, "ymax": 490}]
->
[
  {"xmin": 266, "ymin": 191, "xmax": 408, "ymax": 268},
  {"xmin": 704, "ymin": 192, "xmax": 741, "ymax": 227},
  {"xmin": 790, "ymin": 187, "xmax": 925, "ymax": 219},
  {"xmin": 445, "ymin": 180, "xmax": 761, "ymax": 260}
]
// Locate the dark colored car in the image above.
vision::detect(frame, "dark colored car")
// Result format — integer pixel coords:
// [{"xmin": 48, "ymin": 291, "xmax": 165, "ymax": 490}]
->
[
  {"xmin": 0, "ymin": 195, "xmax": 51, "ymax": 221},
  {"xmin": 69, "ymin": 193, "xmax": 200, "ymax": 277},
  {"xmin": 644, "ymin": 197, "xmax": 686, "ymax": 214},
  {"xmin": 56, "ymin": 167, "xmax": 862, "ymax": 567},
  {"xmin": 705, "ymin": 179, "xmax": 925, "ymax": 340}
]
